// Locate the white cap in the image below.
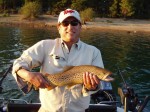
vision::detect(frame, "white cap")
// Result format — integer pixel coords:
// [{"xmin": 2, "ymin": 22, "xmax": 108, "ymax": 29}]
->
[{"xmin": 58, "ymin": 9, "xmax": 81, "ymax": 23}]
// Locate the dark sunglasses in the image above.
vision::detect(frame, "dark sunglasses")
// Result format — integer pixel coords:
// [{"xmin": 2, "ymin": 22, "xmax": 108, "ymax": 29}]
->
[{"xmin": 61, "ymin": 20, "xmax": 79, "ymax": 27}]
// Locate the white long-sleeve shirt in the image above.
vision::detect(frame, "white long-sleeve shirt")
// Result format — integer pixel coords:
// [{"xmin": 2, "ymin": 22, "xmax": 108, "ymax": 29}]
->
[{"xmin": 12, "ymin": 38, "xmax": 104, "ymax": 112}]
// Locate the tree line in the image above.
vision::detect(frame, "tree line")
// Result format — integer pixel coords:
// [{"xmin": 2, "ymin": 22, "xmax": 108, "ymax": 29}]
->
[{"xmin": 0, "ymin": 0, "xmax": 150, "ymax": 19}]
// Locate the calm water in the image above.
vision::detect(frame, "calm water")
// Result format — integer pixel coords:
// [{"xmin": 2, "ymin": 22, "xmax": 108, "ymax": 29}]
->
[{"xmin": 0, "ymin": 25, "xmax": 150, "ymax": 108}]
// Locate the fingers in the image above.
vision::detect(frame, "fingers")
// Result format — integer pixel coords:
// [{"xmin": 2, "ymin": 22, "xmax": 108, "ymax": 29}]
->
[
  {"xmin": 83, "ymin": 72, "xmax": 91, "ymax": 90},
  {"xmin": 30, "ymin": 72, "xmax": 50, "ymax": 89},
  {"xmin": 43, "ymin": 80, "xmax": 51, "ymax": 88},
  {"xmin": 92, "ymin": 75, "xmax": 100, "ymax": 85},
  {"xmin": 39, "ymin": 77, "xmax": 51, "ymax": 89},
  {"xmin": 83, "ymin": 72, "xmax": 91, "ymax": 86},
  {"xmin": 83, "ymin": 72, "xmax": 100, "ymax": 90},
  {"xmin": 83, "ymin": 72, "xmax": 87, "ymax": 86}
]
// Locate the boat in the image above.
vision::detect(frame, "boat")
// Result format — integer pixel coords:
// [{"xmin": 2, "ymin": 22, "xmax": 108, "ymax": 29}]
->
[
  {"xmin": 0, "ymin": 64, "xmax": 149, "ymax": 112},
  {"xmin": 0, "ymin": 84, "xmax": 119, "ymax": 112}
]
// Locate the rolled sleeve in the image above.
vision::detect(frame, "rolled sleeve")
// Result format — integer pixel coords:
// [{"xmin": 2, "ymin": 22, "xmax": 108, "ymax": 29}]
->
[
  {"xmin": 12, "ymin": 57, "xmax": 32, "ymax": 94},
  {"xmin": 12, "ymin": 40, "xmax": 45, "ymax": 94}
]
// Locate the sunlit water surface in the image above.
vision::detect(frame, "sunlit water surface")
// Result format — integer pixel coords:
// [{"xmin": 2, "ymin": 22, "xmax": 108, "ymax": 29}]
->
[{"xmin": 0, "ymin": 25, "xmax": 149, "ymax": 109}]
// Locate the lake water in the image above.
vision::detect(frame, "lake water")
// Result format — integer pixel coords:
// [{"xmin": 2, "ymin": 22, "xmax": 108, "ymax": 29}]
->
[{"xmin": 0, "ymin": 25, "xmax": 150, "ymax": 109}]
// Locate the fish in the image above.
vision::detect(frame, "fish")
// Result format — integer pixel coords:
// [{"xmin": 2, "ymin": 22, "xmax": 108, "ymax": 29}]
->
[{"xmin": 43, "ymin": 65, "xmax": 113, "ymax": 90}]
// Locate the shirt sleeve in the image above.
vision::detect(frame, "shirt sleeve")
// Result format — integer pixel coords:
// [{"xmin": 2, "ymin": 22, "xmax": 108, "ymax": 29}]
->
[
  {"xmin": 82, "ymin": 48, "xmax": 104, "ymax": 96},
  {"xmin": 92, "ymin": 48, "xmax": 104, "ymax": 68},
  {"xmin": 12, "ymin": 40, "xmax": 45, "ymax": 94}
]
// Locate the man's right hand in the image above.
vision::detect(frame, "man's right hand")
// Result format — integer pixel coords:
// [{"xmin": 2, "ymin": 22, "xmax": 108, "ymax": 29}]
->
[{"xmin": 17, "ymin": 69, "xmax": 50, "ymax": 89}]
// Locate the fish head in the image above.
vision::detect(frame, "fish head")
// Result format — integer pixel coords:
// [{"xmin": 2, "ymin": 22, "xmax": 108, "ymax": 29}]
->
[{"xmin": 96, "ymin": 68, "xmax": 113, "ymax": 81}]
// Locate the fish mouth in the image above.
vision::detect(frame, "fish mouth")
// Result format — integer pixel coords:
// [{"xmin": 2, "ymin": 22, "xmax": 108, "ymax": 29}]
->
[
  {"xmin": 103, "ymin": 76, "xmax": 114, "ymax": 82},
  {"xmin": 102, "ymin": 72, "xmax": 114, "ymax": 81}
]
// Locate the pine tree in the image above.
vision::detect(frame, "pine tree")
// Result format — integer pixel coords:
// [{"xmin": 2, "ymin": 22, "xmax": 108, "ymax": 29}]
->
[
  {"xmin": 120, "ymin": 0, "xmax": 134, "ymax": 18},
  {"xmin": 109, "ymin": 0, "xmax": 120, "ymax": 17}
]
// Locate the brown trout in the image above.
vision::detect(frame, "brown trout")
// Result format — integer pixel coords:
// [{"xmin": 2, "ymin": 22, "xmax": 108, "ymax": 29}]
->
[{"xmin": 43, "ymin": 65, "xmax": 113, "ymax": 90}]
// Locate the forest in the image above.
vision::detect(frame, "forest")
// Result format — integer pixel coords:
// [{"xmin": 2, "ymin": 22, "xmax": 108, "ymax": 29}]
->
[{"xmin": 0, "ymin": 0, "xmax": 150, "ymax": 19}]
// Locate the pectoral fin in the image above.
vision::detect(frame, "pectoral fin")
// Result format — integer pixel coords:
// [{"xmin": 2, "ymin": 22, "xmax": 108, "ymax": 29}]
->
[
  {"xmin": 66, "ymin": 83, "xmax": 77, "ymax": 88},
  {"xmin": 46, "ymin": 86, "xmax": 56, "ymax": 90}
]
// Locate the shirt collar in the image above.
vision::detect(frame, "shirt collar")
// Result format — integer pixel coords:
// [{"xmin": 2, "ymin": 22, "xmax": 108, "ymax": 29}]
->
[
  {"xmin": 49, "ymin": 38, "xmax": 65, "ymax": 59},
  {"xmin": 61, "ymin": 38, "xmax": 81, "ymax": 50},
  {"xmin": 49, "ymin": 38, "xmax": 82, "ymax": 59}
]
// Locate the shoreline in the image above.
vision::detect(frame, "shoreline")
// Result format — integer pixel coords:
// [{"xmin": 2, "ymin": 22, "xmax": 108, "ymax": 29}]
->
[{"xmin": 0, "ymin": 14, "xmax": 150, "ymax": 32}]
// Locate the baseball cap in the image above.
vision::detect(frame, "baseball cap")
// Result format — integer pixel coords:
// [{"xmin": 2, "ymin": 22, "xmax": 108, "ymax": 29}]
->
[{"xmin": 58, "ymin": 9, "xmax": 81, "ymax": 23}]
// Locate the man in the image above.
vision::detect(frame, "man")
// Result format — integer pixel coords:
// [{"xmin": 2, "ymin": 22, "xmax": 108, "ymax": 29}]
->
[{"xmin": 12, "ymin": 9, "xmax": 111, "ymax": 112}]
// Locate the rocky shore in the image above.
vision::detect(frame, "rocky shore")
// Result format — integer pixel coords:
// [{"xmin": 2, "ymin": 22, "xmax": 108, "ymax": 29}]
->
[{"xmin": 0, "ymin": 14, "xmax": 150, "ymax": 32}]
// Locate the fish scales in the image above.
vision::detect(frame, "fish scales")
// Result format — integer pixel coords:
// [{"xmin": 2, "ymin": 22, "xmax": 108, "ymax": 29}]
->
[{"xmin": 44, "ymin": 65, "xmax": 112, "ymax": 90}]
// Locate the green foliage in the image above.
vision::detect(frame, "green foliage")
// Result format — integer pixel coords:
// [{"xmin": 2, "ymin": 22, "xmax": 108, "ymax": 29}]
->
[
  {"xmin": 80, "ymin": 8, "xmax": 95, "ymax": 23},
  {"xmin": 109, "ymin": 0, "xmax": 135, "ymax": 18},
  {"xmin": 20, "ymin": 1, "xmax": 41, "ymax": 19},
  {"xmin": 120, "ymin": 0, "xmax": 134, "ymax": 18},
  {"xmin": 0, "ymin": 0, "xmax": 2, "ymax": 4},
  {"xmin": 109, "ymin": 0, "xmax": 119, "ymax": 17},
  {"xmin": 49, "ymin": 0, "xmax": 72, "ymax": 15},
  {"xmin": 2, "ymin": 13, "xmax": 9, "ymax": 17},
  {"xmin": 71, "ymin": 0, "xmax": 87, "ymax": 11},
  {"xmin": 2, "ymin": 11, "xmax": 10, "ymax": 17},
  {"xmin": 0, "ymin": 0, "xmax": 150, "ymax": 19}
]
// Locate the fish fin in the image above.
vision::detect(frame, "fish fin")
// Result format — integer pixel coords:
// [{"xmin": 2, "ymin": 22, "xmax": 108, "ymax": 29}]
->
[
  {"xmin": 62, "ymin": 66, "xmax": 75, "ymax": 72},
  {"xmin": 46, "ymin": 86, "xmax": 56, "ymax": 91},
  {"xmin": 32, "ymin": 84, "xmax": 55, "ymax": 91},
  {"xmin": 84, "ymin": 84, "xmax": 92, "ymax": 90},
  {"xmin": 34, "ymin": 86, "xmax": 55, "ymax": 91},
  {"xmin": 67, "ymin": 83, "xmax": 76, "ymax": 88},
  {"xmin": 44, "ymin": 66, "xmax": 74, "ymax": 76}
]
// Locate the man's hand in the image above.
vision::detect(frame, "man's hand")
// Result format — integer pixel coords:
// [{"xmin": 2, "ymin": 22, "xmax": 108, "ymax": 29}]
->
[
  {"xmin": 83, "ymin": 72, "xmax": 100, "ymax": 91},
  {"xmin": 27, "ymin": 72, "xmax": 50, "ymax": 89},
  {"xmin": 17, "ymin": 69, "xmax": 50, "ymax": 89}
]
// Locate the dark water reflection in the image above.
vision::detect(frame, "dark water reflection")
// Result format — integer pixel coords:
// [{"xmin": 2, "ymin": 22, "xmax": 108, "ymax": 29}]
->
[{"xmin": 0, "ymin": 25, "xmax": 150, "ymax": 108}]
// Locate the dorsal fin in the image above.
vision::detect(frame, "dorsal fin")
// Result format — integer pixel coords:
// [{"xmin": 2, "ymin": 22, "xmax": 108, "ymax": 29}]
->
[
  {"xmin": 62, "ymin": 66, "xmax": 74, "ymax": 72},
  {"xmin": 45, "ymin": 66, "xmax": 75, "ymax": 76}
]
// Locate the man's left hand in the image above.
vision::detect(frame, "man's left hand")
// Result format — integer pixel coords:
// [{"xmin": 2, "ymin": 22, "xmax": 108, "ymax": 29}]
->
[{"xmin": 83, "ymin": 72, "xmax": 100, "ymax": 91}]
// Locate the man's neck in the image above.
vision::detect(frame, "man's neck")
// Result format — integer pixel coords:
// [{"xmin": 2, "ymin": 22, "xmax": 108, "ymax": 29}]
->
[{"xmin": 62, "ymin": 39, "xmax": 79, "ymax": 51}]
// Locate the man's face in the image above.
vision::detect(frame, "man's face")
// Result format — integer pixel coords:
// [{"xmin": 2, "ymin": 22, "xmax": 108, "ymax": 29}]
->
[{"xmin": 58, "ymin": 17, "xmax": 81, "ymax": 44}]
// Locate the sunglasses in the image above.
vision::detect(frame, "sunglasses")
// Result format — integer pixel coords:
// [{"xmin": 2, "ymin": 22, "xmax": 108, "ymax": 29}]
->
[{"xmin": 61, "ymin": 20, "xmax": 79, "ymax": 27}]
